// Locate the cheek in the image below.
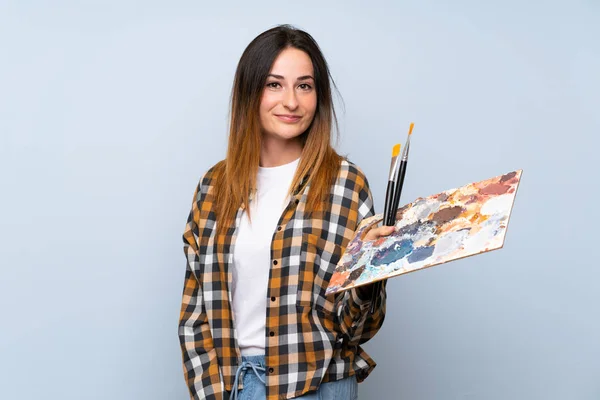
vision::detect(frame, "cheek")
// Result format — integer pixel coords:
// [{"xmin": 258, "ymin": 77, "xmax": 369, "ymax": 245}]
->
[
  {"xmin": 260, "ymin": 92, "xmax": 278, "ymax": 115},
  {"xmin": 303, "ymin": 94, "xmax": 317, "ymax": 118},
  {"xmin": 259, "ymin": 103, "xmax": 269, "ymax": 122}
]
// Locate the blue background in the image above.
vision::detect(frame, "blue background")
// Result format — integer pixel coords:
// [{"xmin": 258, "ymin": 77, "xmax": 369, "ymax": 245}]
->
[{"xmin": 1, "ymin": 1, "xmax": 598, "ymax": 398}]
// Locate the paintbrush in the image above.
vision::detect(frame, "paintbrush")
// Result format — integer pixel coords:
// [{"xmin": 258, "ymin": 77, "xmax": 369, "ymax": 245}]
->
[
  {"xmin": 383, "ymin": 143, "xmax": 402, "ymax": 226},
  {"xmin": 370, "ymin": 123, "xmax": 415, "ymax": 314},
  {"xmin": 368, "ymin": 143, "xmax": 401, "ymax": 314},
  {"xmin": 390, "ymin": 122, "xmax": 414, "ymax": 220}
]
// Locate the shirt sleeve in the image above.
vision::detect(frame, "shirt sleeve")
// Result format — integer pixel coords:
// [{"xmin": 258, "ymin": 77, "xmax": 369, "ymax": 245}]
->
[
  {"xmin": 335, "ymin": 172, "xmax": 387, "ymax": 348},
  {"xmin": 178, "ymin": 180, "xmax": 226, "ymax": 400}
]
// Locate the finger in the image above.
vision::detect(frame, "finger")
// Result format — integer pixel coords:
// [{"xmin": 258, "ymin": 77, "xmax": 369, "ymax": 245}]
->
[
  {"xmin": 365, "ymin": 225, "xmax": 394, "ymax": 241},
  {"xmin": 373, "ymin": 226, "xmax": 394, "ymax": 235},
  {"xmin": 364, "ymin": 230, "xmax": 378, "ymax": 241},
  {"xmin": 375, "ymin": 226, "xmax": 394, "ymax": 238}
]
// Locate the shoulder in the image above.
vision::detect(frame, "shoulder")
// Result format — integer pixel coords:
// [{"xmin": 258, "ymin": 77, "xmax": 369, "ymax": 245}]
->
[
  {"xmin": 336, "ymin": 157, "xmax": 375, "ymax": 220},
  {"xmin": 198, "ymin": 160, "xmax": 226, "ymax": 188},
  {"xmin": 338, "ymin": 157, "xmax": 370, "ymax": 192},
  {"xmin": 191, "ymin": 159, "xmax": 226, "ymax": 202}
]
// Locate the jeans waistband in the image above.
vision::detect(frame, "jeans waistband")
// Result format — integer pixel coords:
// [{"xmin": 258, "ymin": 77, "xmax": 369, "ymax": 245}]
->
[
  {"xmin": 231, "ymin": 354, "xmax": 266, "ymax": 400},
  {"xmin": 241, "ymin": 354, "xmax": 266, "ymax": 368}
]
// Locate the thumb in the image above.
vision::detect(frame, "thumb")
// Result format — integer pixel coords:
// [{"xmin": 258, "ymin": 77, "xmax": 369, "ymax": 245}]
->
[{"xmin": 365, "ymin": 225, "xmax": 395, "ymax": 241}]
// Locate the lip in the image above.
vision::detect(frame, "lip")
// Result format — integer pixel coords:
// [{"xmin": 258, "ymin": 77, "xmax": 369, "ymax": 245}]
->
[{"xmin": 275, "ymin": 114, "xmax": 302, "ymax": 123}]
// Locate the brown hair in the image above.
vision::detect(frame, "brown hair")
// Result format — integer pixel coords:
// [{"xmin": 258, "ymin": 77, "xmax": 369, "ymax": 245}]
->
[{"xmin": 214, "ymin": 24, "xmax": 343, "ymax": 236}]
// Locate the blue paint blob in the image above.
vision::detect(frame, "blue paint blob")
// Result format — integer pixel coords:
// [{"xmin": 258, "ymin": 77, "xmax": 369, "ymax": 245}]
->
[
  {"xmin": 397, "ymin": 221, "xmax": 421, "ymax": 236},
  {"xmin": 397, "ymin": 220, "xmax": 437, "ymax": 238},
  {"xmin": 407, "ymin": 245, "xmax": 435, "ymax": 263},
  {"xmin": 372, "ymin": 239, "xmax": 414, "ymax": 266}
]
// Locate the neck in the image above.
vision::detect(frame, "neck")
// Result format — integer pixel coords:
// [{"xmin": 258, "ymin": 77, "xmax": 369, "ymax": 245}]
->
[{"xmin": 260, "ymin": 135, "xmax": 303, "ymax": 167}]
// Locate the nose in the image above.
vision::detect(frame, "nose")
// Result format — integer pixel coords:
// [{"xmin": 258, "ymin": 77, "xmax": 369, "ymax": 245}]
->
[{"xmin": 282, "ymin": 88, "xmax": 298, "ymax": 110}]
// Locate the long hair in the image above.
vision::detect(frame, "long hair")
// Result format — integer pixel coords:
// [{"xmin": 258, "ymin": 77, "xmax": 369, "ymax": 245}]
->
[{"xmin": 214, "ymin": 24, "xmax": 343, "ymax": 237}]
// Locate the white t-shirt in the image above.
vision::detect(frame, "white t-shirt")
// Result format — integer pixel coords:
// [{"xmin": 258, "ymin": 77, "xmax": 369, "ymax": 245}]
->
[{"xmin": 231, "ymin": 157, "xmax": 300, "ymax": 356}]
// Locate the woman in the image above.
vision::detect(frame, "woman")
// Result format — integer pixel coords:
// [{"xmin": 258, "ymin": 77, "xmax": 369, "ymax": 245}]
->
[{"xmin": 179, "ymin": 24, "xmax": 392, "ymax": 400}]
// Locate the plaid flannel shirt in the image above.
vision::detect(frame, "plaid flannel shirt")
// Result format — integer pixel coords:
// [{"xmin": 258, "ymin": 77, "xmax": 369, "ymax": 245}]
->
[{"xmin": 179, "ymin": 158, "xmax": 387, "ymax": 400}]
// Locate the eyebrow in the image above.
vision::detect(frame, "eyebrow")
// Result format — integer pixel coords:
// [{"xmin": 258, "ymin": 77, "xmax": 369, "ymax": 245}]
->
[{"xmin": 267, "ymin": 74, "xmax": 314, "ymax": 81}]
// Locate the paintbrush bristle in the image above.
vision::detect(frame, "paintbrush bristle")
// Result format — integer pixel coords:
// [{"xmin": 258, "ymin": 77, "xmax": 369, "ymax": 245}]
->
[
  {"xmin": 388, "ymin": 143, "xmax": 402, "ymax": 179},
  {"xmin": 408, "ymin": 122, "xmax": 415, "ymax": 136}
]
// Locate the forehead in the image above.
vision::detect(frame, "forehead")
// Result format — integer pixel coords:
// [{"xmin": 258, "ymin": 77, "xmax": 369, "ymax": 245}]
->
[{"xmin": 269, "ymin": 47, "xmax": 314, "ymax": 76}]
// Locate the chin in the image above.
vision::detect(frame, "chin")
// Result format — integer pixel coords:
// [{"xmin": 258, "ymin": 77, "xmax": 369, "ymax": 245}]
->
[
  {"xmin": 276, "ymin": 134, "xmax": 304, "ymax": 142},
  {"xmin": 268, "ymin": 127, "xmax": 306, "ymax": 141}
]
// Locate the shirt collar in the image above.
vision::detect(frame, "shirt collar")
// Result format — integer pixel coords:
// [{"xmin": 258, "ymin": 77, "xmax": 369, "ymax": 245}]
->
[{"xmin": 241, "ymin": 172, "xmax": 310, "ymax": 210}]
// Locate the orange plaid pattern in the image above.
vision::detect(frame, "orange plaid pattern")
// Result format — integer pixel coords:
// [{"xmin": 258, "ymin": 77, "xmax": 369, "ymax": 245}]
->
[{"xmin": 179, "ymin": 159, "xmax": 387, "ymax": 400}]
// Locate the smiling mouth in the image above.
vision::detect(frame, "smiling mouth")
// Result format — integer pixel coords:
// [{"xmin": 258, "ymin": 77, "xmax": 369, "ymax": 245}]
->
[{"xmin": 275, "ymin": 114, "xmax": 302, "ymax": 122}]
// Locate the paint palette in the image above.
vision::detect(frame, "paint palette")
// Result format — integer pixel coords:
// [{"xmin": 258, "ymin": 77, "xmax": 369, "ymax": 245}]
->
[{"xmin": 325, "ymin": 170, "xmax": 523, "ymax": 295}]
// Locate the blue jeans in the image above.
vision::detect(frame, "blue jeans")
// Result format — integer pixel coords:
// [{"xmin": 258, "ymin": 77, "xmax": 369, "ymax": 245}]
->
[{"xmin": 228, "ymin": 355, "xmax": 358, "ymax": 400}]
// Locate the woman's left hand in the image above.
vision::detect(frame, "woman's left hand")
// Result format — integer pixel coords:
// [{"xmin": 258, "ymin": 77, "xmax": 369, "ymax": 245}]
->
[
  {"xmin": 363, "ymin": 225, "xmax": 395, "ymax": 242},
  {"xmin": 355, "ymin": 224, "xmax": 394, "ymax": 299}
]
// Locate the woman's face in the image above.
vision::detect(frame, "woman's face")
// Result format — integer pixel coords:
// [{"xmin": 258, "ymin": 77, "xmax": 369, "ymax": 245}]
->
[{"xmin": 259, "ymin": 47, "xmax": 317, "ymax": 143}]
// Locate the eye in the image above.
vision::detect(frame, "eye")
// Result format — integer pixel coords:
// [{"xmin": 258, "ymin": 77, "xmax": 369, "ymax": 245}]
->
[
  {"xmin": 298, "ymin": 83, "xmax": 312, "ymax": 90},
  {"xmin": 266, "ymin": 82, "xmax": 281, "ymax": 88}
]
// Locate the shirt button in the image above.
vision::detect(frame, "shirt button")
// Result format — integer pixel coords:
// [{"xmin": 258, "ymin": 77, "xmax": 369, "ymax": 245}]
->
[
  {"xmin": 277, "ymin": 226, "xmax": 282, "ymax": 231},
  {"xmin": 272, "ymin": 260, "xmax": 278, "ymax": 265},
  {"xmin": 269, "ymin": 331, "xmax": 275, "ymax": 337},
  {"xmin": 271, "ymin": 297, "xmax": 276, "ymax": 302},
  {"xmin": 268, "ymin": 367, "xmax": 274, "ymax": 374}
]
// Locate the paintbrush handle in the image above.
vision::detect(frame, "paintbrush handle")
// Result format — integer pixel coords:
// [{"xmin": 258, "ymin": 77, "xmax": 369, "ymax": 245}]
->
[
  {"xmin": 371, "ymin": 163, "xmax": 408, "ymax": 314},
  {"xmin": 369, "ymin": 181, "xmax": 395, "ymax": 314},
  {"xmin": 370, "ymin": 126, "xmax": 413, "ymax": 314},
  {"xmin": 369, "ymin": 282, "xmax": 380, "ymax": 314},
  {"xmin": 382, "ymin": 180, "xmax": 395, "ymax": 227},
  {"xmin": 390, "ymin": 161, "xmax": 408, "ymax": 223}
]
